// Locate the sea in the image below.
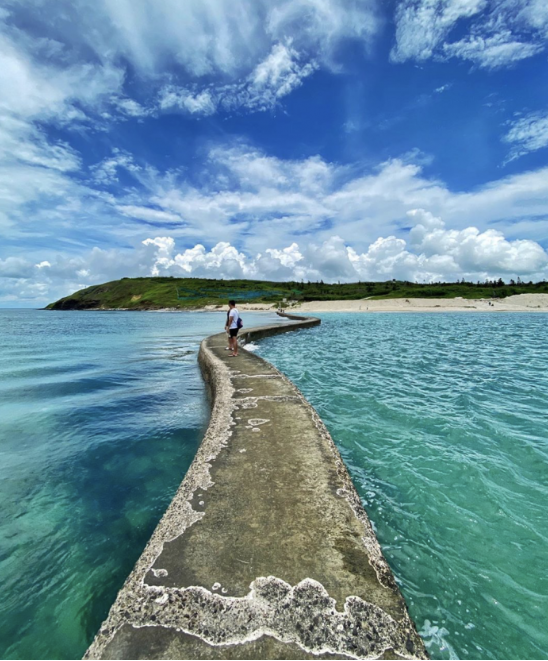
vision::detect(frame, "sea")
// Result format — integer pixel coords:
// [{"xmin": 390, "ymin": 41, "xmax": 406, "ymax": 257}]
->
[
  {"xmin": 0, "ymin": 309, "xmax": 281, "ymax": 660},
  {"xmin": 1, "ymin": 309, "xmax": 547, "ymax": 660},
  {"xmin": 259, "ymin": 312, "xmax": 548, "ymax": 660}
]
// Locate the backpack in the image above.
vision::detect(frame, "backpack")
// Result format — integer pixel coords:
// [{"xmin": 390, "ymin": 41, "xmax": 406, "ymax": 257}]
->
[{"xmin": 237, "ymin": 316, "xmax": 243, "ymax": 329}]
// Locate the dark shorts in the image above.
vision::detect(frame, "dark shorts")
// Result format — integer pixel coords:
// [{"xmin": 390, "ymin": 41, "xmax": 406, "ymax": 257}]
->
[{"xmin": 229, "ymin": 328, "xmax": 239, "ymax": 337}]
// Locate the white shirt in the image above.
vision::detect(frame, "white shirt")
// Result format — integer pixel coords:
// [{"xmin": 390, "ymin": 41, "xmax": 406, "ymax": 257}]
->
[{"xmin": 229, "ymin": 308, "xmax": 240, "ymax": 329}]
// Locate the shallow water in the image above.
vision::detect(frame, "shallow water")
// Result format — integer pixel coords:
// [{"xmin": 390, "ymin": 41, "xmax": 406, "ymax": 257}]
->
[
  {"xmin": 0, "ymin": 309, "xmax": 280, "ymax": 660},
  {"xmin": 258, "ymin": 313, "xmax": 548, "ymax": 660}
]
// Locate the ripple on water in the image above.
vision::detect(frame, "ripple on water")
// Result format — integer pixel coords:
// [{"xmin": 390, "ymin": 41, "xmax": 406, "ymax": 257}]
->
[
  {"xmin": 259, "ymin": 312, "xmax": 548, "ymax": 661},
  {"xmin": 0, "ymin": 309, "xmax": 283, "ymax": 660}
]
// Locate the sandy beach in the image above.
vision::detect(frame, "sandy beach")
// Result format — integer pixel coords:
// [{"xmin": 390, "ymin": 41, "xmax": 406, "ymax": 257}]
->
[{"xmin": 206, "ymin": 293, "xmax": 548, "ymax": 314}]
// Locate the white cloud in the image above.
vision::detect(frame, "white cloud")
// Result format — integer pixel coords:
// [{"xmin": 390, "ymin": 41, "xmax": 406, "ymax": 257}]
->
[
  {"xmin": 111, "ymin": 97, "xmax": 150, "ymax": 118},
  {"xmin": 90, "ymin": 150, "xmax": 140, "ymax": 185},
  {"xmin": 0, "ymin": 115, "xmax": 80, "ymax": 173},
  {"xmin": 158, "ymin": 88, "xmax": 217, "ymax": 115},
  {"xmin": 83, "ymin": 144, "xmax": 548, "ymax": 255},
  {"xmin": 0, "ymin": 114, "xmax": 87, "ymax": 235},
  {"xmin": 391, "ymin": 0, "xmax": 546, "ymax": 68},
  {"xmin": 117, "ymin": 205, "xmax": 183, "ymax": 224},
  {"xmin": 8, "ymin": 207, "xmax": 545, "ymax": 304},
  {"xmin": 406, "ymin": 209, "xmax": 547, "ymax": 274},
  {"xmin": 4, "ymin": 0, "xmax": 377, "ymax": 96},
  {"xmin": 0, "ymin": 0, "xmax": 377, "ymax": 231},
  {"xmin": 142, "ymin": 236, "xmax": 177, "ymax": 275},
  {"xmin": 66, "ymin": 0, "xmax": 378, "ymax": 76},
  {"xmin": 434, "ymin": 83, "xmax": 452, "ymax": 93},
  {"xmin": 228, "ymin": 42, "xmax": 318, "ymax": 112},
  {"xmin": 158, "ymin": 43, "xmax": 318, "ymax": 116},
  {"xmin": 0, "ymin": 15, "xmax": 130, "ymax": 240},
  {"xmin": 1, "ymin": 0, "xmax": 380, "ymax": 124},
  {"xmin": 3, "ymin": 138, "xmax": 548, "ymax": 304},
  {"xmin": 443, "ymin": 30, "xmax": 544, "ymax": 69},
  {"xmin": 391, "ymin": 0, "xmax": 487, "ymax": 63},
  {"xmin": 518, "ymin": 0, "xmax": 548, "ymax": 37},
  {"xmin": 0, "ymin": 256, "xmax": 35, "ymax": 279},
  {"xmin": 4, "ymin": 198, "xmax": 548, "ymax": 305},
  {"xmin": 267, "ymin": 0, "xmax": 379, "ymax": 68},
  {"xmin": 0, "ymin": 25, "xmax": 124, "ymax": 123},
  {"xmin": 167, "ymin": 210, "xmax": 546, "ymax": 282},
  {"xmin": 71, "ymin": 0, "xmax": 270, "ymax": 78},
  {"xmin": 265, "ymin": 243, "xmax": 303, "ymax": 269},
  {"xmin": 503, "ymin": 111, "xmax": 548, "ymax": 161},
  {"xmin": 172, "ymin": 242, "xmax": 250, "ymax": 278}
]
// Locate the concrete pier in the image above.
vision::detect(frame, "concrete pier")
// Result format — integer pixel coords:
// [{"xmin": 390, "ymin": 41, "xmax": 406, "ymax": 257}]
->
[{"xmin": 85, "ymin": 315, "xmax": 427, "ymax": 660}]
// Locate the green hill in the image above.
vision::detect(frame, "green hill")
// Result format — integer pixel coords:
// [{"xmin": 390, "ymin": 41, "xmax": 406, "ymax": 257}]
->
[{"xmin": 46, "ymin": 276, "xmax": 548, "ymax": 310}]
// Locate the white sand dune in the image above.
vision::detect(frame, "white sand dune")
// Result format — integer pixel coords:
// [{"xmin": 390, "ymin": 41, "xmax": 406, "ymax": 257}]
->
[
  {"xmin": 293, "ymin": 293, "xmax": 548, "ymax": 313},
  {"xmin": 203, "ymin": 294, "xmax": 548, "ymax": 314}
]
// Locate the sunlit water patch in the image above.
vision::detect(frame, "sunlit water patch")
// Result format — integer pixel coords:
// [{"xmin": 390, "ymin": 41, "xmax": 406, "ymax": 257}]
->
[
  {"xmin": 258, "ymin": 313, "xmax": 548, "ymax": 660},
  {"xmin": 0, "ymin": 309, "xmax": 280, "ymax": 660}
]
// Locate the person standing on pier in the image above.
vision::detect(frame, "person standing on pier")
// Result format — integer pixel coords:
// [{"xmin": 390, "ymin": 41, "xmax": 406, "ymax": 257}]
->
[{"xmin": 225, "ymin": 300, "xmax": 240, "ymax": 357}]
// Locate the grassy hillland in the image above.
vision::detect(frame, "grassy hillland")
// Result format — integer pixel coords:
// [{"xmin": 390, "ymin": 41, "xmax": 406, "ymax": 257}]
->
[{"xmin": 46, "ymin": 276, "xmax": 548, "ymax": 310}]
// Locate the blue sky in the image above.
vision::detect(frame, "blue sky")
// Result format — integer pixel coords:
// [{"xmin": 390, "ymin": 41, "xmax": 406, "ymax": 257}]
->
[{"xmin": 1, "ymin": 0, "xmax": 548, "ymax": 305}]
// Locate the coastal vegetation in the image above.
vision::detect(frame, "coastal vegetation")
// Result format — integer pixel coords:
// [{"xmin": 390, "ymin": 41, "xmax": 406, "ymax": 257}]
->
[{"xmin": 46, "ymin": 276, "xmax": 548, "ymax": 310}]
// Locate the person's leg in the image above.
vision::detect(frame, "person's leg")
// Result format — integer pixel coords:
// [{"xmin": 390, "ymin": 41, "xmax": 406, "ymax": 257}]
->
[{"xmin": 229, "ymin": 330, "xmax": 238, "ymax": 356}]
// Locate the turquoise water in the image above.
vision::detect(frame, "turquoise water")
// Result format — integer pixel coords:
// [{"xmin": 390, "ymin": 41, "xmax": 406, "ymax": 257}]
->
[
  {"xmin": 258, "ymin": 313, "xmax": 548, "ymax": 660},
  {"xmin": 0, "ymin": 309, "xmax": 280, "ymax": 660}
]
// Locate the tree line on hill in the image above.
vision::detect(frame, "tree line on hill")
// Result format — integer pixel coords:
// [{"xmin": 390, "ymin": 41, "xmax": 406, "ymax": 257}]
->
[{"xmin": 47, "ymin": 276, "xmax": 548, "ymax": 310}]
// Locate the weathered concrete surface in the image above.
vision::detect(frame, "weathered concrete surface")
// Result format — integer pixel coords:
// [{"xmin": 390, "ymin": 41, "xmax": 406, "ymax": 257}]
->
[{"xmin": 85, "ymin": 314, "xmax": 427, "ymax": 660}]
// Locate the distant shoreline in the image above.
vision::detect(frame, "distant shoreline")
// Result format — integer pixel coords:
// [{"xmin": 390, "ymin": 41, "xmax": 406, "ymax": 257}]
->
[{"xmin": 44, "ymin": 293, "xmax": 548, "ymax": 313}]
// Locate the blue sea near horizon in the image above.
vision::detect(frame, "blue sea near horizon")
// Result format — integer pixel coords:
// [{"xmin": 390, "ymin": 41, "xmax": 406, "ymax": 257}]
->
[
  {"xmin": 258, "ymin": 312, "xmax": 548, "ymax": 660},
  {"xmin": 0, "ymin": 309, "xmax": 283, "ymax": 660}
]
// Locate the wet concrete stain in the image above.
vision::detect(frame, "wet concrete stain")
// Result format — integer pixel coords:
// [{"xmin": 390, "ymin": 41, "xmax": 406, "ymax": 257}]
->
[{"xmin": 85, "ymin": 314, "xmax": 427, "ymax": 660}]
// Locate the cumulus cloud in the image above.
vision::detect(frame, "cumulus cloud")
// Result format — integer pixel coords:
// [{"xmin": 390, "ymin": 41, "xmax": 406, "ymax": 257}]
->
[
  {"xmin": 3, "ymin": 203, "xmax": 547, "ymax": 305},
  {"xmin": 406, "ymin": 209, "xmax": 547, "ymax": 274},
  {"xmin": 0, "ymin": 256, "xmax": 36, "ymax": 279},
  {"xmin": 150, "ymin": 210, "xmax": 547, "ymax": 282},
  {"xmin": 391, "ymin": 0, "xmax": 547, "ymax": 68}
]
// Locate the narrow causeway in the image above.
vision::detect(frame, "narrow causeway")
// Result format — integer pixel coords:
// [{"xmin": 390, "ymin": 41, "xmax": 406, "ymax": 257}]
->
[{"xmin": 85, "ymin": 314, "xmax": 427, "ymax": 660}]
